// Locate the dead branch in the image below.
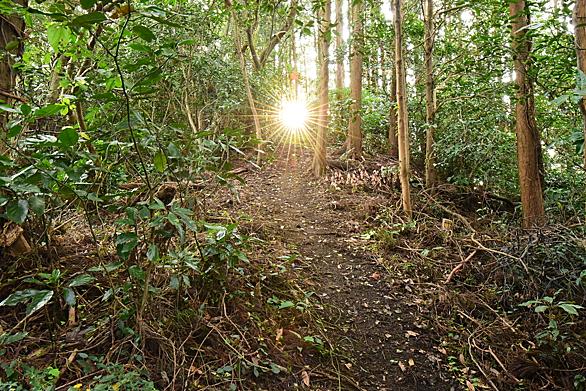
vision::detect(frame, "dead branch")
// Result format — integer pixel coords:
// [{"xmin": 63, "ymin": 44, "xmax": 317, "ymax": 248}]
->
[{"xmin": 444, "ymin": 250, "xmax": 477, "ymax": 284}]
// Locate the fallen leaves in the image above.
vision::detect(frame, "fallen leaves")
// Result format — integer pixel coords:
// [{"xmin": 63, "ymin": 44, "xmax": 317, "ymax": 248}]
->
[
  {"xmin": 276, "ymin": 328, "xmax": 283, "ymax": 343},
  {"xmin": 301, "ymin": 370, "xmax": 310, "ymax": 387},
  {"xmin": 398, "ymin": 361, "xmax": 406, "ymax": 372},
  {"xmin": 405, "ymin": 330, "xmax": 419, "ymax": 338}
]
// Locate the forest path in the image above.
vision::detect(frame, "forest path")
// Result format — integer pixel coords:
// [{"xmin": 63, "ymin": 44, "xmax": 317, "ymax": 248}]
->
[{"xmin": 234, "ymin": 152, "xmax": 455, "ymax": 391}]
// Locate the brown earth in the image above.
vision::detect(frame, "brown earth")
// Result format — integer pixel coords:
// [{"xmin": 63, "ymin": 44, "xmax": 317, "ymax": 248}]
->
[{"xmin": 233, "ymin": 151, "xmax": 458, "ymax": 391}]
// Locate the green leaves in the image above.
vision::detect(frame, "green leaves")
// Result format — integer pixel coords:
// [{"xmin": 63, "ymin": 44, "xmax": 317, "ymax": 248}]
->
[
  {"xmin": 47, "ymin": 24, "xmax": 70, "ymax": 51},
  {"xmin": 71, "ymin": 11, "xmax": 106, "ymax": 27},
  {"xmin": 146, "ymin": 244, "xmax": 159, "ymax": 262},
  {"xmin": 116, "ymin": 232, "xmax": 138, "ymax": 260},
  {"xmin": 558, "ymin": 303, "xmax": 583, "ymax": 316},
  {"xmin": 33, "ymin": 104, "xmax": 64, "ymax": 118},
  {"xmin": 0, "ymin": 289, "xmax": 54, "ymax": 316},
  {"xmin": 0, "ymin": 332, "xmax": 28, "ymax": 346},
  {"xmin": 128, "ymin": 264, "xmax": 145, "ymax": 281},
  {"xmin": 28, "ymin": 196, "xmax": 45, "ymax": 216},
  {"xmin": 67, "ymin": 274, "xmax": 95, "ymax": 287},
  {"xmin": 58, "ymin": 127, "xmax": 79, "ymax": 148},
  {"xmin": 5, "ymin": 199, "xmax": 28, "ymax": 224},
  {"xmin": 133, "ymin": 25, "xmax": 156, "ymax": 42},
  {"xmin": 80, "ymin": 0, "xmax": 97, "ymax": 10},
  {"xmin": 153, "ymin": 150, "xmax": 167, "ymax": 172}
]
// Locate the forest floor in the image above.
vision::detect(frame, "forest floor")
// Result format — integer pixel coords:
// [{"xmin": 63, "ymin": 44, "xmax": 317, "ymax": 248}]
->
[
  {"xmin": 228, "ymin": 150, "xmax": 457, "ymax": 390},
  {"xmin": 2, "ymin": 148, "xmax": 583, "ymax": 391}
]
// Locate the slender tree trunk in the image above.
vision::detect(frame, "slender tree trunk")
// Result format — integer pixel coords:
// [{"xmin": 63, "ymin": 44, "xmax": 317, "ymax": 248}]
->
[
  {"xmin": 380, "ymin": 43, "xmax": 387, "ymax": 93},
  {"xmin": 231, "ymin": 11, "xmax": 263, "ymax": 165},
  {"xmin": 389, "ymin": 57, "xmax": 399, "ymax": 159},
  {"xmin": 394, "ymin": 0, "xmax": 412, "ymax": 218},
  {"xmin": 510, "ymin": 0, "xmax": 545, "ymax": 228},
  {"xmin": 348, "ymin": 0, "xmax": 363, "ymax": 158},
  {"xmin": 0, "ymin": 0, "xmax": 26, "ymax": 149},
  {"xmin": 0, "ymin": 0, "xmax": 31, "ymax": 255},
  {"xmin": 388, "ymin": 0, "xmax": 399, "ymax": 159},
  {"xmin": 335, "ymin": 0, "xmax": 344, "ymax": 98},
  {"xmin": 313, "ymin": 0, "xmax": 330, "ymax": 176},
  {"xmin": 574, "ymin": 0, "xmax": 586, "ymax": 171},
  {"xmin": 291, "ymin": 31, "xmax": 299, "ymax": 99},
  {"xmin": 423, "ymin": 0, "xmax": 437, "ymax": 188}
]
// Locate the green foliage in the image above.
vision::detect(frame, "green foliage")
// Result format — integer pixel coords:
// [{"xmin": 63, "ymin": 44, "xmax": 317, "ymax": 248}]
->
[
  {"xmin": 330, "ymin": 88, "xmax": 390, "ymax": 154},
  {"xmin": 0, "ymin": 269, "xmax": 95, "ymax": 316}
]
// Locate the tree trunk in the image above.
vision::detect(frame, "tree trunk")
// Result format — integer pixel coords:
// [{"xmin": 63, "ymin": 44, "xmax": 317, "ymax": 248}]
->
[
  {"xmin": 348, "ymin": 0, "xmax": 363, "ymax": 158},
  {"xmin": 291, "ymin": 31, "xmax": 299, "ymax": 99},
  {"xmin": 231, "ymin": 11, "xmax": 263, "ymax": 165},
  {"xmin": 0, "ymin": 0, "xmax": 26, "ymax": 147},
  {"xmin": 0, "ymin": 0, "xmax": 31, "ymax": 256},
  {"xmin": 574, "ymin": 0, "xmax": 586, "ymax": 171},
  {"xmin": 423, "ymin": 0, "xmax": 437, "ymax": 188},
  {"xmin": 394, "ymin": 0, "xmax": 412, "ymax": 218},
  {"xmin": 389, "ymin": 59, "xmax": 399, "ymax": 159},
  {"xmin": 380, "ymin": 43, "xmax": 387, "ymax": 93},
  {"xmin": 509, "ymin": 0, "xmax": 545, "ymax": 228},
  {"xmin": 313, "ymin": 0, "xmax": 330, "ymax": 176},
  {"xmin": 335, "ymin": 0, "xmax": 344, "ymax": 98}
]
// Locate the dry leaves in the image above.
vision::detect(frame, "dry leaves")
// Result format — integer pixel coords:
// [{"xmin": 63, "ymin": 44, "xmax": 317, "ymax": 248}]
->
[
  {"xmin": 276, "ymin": 328, "xmax": 283, "ymax": 343},
  {"xmin": 398, "ymin": 361, "xmax": 406, "ymax": 372},
  {"xmin": 301, "ymin": 370, "xmax": 310, "ymax": 387},
  {"xmin": 405, "ymin": 330, "xmax": 419, "ymax": 338}
]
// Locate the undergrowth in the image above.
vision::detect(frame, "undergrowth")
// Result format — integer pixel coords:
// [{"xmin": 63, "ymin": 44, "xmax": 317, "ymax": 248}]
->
[
  {"xmin": 327, "ymin": 159, "xmax": 586, "ymax": 390},
  {"xmin": 0, "ymin": 183, "xmax": 324, "ymax": 390}
]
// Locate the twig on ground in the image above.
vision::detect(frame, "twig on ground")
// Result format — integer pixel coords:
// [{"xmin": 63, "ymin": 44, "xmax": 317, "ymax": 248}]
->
[
  {"xmin": 445, "ymin": 250, "xmax": 477, "ymax": 284},
  {"xmin": 468, "ymin": 334, "xmax": 499, "ymax": 391},
  {"xmin": 421, "ymin": 190, "xmax": 476, "ymax": 233},
  {"xmin": 469, "ymin": 234, "xmax": 530, "ymax": 274}
]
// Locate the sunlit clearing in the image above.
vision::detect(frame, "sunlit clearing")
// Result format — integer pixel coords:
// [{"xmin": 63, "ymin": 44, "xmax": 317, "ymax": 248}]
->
[{"xmin": 279, "ymin": 100, "xmax": 309, "ymax": 132}]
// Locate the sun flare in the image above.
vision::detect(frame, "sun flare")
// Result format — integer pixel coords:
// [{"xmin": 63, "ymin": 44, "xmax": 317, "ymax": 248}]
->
[{"xmin": 278, "ymin": 100, "xmax": 309, "ymax": 132}]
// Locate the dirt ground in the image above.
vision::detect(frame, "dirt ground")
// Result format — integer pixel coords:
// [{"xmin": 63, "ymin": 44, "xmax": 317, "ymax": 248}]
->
[{"xmin": 233, "ymin": 151, "xmax": 458, "ymax": 390}]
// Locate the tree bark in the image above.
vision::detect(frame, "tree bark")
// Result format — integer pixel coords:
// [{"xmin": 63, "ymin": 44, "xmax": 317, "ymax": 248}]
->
[
  {"xmin": 0, "ymin": 0, "xmax": 26, "ymax": 147},
  {"xmin": 348, "ymin": 0, "xmax": 363, "ymax": 158},
  {"xmin": 335, "ymin": 0, "xmax": 344, "ymax": 98},
  {"xmin": 0, "ymin": 0, "xmax": 31, "ymax": 256},
  {"xmin": 246, "ymin": 0, "xmax": 298, "ymax": 71},
  {"xmin": 388, "ymin": 0, "xmax": 399, "ymax": 159},
  {"xmin": 574, "ymin": 0, "xmax": 586, "ymax": 171},
  {"xmin": 510, "ymin": 0, "xmax": 545, "ymax": 228},
  {"xmin": 423, "ymin": 0, "xmax": 437, "ymax": 188},
  {"xmin": 313, "ymin": 0, "xmax": 330, "ymax": 176},
  {"xmin": 389, "ymin": 59, "xmax": 399, "ymax": 159},
  {"xmin": 394, "ymin": 0, "xmax": 412, "ymax": 218},
  {"xmin": 231, "ymin": 11, "xmax": 263, "ymax": 164}
]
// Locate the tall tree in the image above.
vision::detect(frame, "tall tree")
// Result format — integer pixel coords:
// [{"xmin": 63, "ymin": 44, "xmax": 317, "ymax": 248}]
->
[
  {"xmin": 388, "ymin": 0, "xmax": 399, "ymax": 159},
  {"xmin": 245, "ymin": 0, "xmax": 299, "ymax": 71},
  {"xmin": 348, "ymin": 0, "xmax": 363, "ymax": 157},
  {"xmin": 394, "ymin": 0, "xmax": 412, "ymax": 218},
  {"xmin": 335, "ymin": 0, "xmax": 344, "ymax": 97},
  {"xmin": 423, "ymin": 0, "xmax": 437, "ymax": 188},
  {"xmin": 0, "ymin": 0, "xmax": 26, "ymax": 147},
  {"xmin": 574, "ymin": 0, "xmax": 586, "ymax": 171},
  {"xmin": 509, "ymin": 0, "xmax": 545, "ymax": 227},
  {"xmin": 229, "ymin": 8, "xmax": 263, "ymax": 165},
  {"xmin": 313, "ymin": 0, "xmax": 330, "ymax": 176},
  {"xmin": 389, "ymin": 68, "xmax": 399, "ymax": 159}
]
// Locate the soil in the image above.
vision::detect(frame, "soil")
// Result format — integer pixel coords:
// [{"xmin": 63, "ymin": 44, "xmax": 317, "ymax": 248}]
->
[{"xmin": 232, "ymin": 151, "xmax": 458, "ymax": 390}]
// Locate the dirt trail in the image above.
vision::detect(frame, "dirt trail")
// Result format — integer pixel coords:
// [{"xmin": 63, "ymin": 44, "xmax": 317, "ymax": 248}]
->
[{"xmin": 237, "ymin": 154, "xmax": 456, "ymax": 390}]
